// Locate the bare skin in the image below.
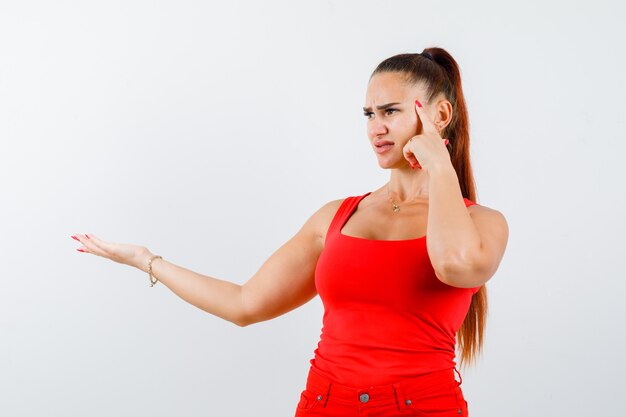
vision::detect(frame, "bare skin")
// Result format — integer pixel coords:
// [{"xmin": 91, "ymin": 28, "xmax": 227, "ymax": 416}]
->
[{"xmin": 71, "ymin": 71, "xmax": 508, "ymax": 327}]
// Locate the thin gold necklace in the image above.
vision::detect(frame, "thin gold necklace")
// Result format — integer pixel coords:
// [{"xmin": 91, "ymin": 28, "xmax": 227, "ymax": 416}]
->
[
  {"xmin": 386, "ymin": 184, "xmax": 426, "ymax": 213},
  {"xmin": 386, "ymin": 184, "xmax": 401, "ymax": 213}
]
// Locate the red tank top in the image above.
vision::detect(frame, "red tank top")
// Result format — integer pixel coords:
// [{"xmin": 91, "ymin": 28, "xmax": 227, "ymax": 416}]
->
[{"xmin": 309, "ymin": 191, "xmax": 481, "ymax": 387}]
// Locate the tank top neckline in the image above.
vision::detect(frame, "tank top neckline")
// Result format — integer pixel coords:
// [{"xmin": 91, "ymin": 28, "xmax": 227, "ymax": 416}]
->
[
  {"xmin": 338, "ymin": 191, "xmax": 476, "ymax": 243},
  {"xmin": 338, "ymin": 191, "xmax": 427, "ymax": 243}
]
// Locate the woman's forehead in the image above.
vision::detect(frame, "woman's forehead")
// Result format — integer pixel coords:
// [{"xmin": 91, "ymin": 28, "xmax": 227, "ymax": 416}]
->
[{"xmin": 366, "ymin": 73, "xmax": 427, "ymax": 103}]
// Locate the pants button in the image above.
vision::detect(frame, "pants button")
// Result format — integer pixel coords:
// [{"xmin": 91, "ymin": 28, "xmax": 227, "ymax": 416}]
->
[
  {"xmin": 405, "ymin": 399, "xmax": 412, "ymax": 405},
  {"xmin": 359, "ymin": 393, "xmax": 370, "ymax": 403},
  {"xmin": 317, "ymin": 395, "xmax": 323, "ymax": 401}
]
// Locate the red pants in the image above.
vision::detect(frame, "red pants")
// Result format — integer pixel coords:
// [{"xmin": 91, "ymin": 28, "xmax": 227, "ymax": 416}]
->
[{"xmin": 293, "ymin": 366, "xmax": 469, "ymax": 417}]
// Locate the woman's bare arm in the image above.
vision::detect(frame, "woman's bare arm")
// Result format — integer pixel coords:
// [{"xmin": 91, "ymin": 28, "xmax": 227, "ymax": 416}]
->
[
  {"xmin": 132, "ymin": 199, "xmax": 342, "ymax": 327},
  {"xmin": 141, "ymin": 256, "xmax": 246, "ymax": 325}
]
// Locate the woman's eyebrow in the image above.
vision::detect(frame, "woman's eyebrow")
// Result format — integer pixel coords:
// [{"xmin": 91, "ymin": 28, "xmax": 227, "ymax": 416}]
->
[{"xmin": 362, "ymin": 102, "xmax": 401, "ymax": 112}]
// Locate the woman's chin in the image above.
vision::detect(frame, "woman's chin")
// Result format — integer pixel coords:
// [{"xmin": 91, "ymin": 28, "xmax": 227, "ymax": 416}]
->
[
  {"xmin": 376, "ymin": 156, "xmax": 405, "ymax": 170},
  {"xmin": 377, "ymin": 161, "xmax": 401, "ymax": 170}
]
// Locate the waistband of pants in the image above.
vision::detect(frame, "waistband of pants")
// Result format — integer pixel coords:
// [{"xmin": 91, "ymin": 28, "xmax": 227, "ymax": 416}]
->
[{"xmin": 305, "ymin": 366, "xmax": 462, "ymax": 408}]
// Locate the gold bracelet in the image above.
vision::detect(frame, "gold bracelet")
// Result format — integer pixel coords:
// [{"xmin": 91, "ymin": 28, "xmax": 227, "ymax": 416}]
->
[{"xmin": 147, "ymin": 255, "xmax": 162, "ymax": 287}]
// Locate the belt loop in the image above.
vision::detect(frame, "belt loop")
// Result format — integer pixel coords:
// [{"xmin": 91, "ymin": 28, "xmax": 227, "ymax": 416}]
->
[
  {"xmin": 322, "ymin": 382, "xmax": 332, "ymax": 407},
  {"xmin": 454, "ymin": 367, "xmax": 463, "ymax": 386},
  {"xmin": 392, "ymin": 383, "xmax": 406, "ymax": 412}
]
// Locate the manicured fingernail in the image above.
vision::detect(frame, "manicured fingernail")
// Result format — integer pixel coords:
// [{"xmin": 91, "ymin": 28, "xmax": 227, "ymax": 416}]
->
[
  {"xmin": 77, "ymin": 248, "xmax": 85, "ymax": 252},
  {"xmin": 415, "ymin": 100, "xmax": 422, "ymax": 108},
  {"xmin": 71, "ymin": 236, "xmax": 79, "ymax": 241},
  {"xmin": 444, "ymin": 139, "xmax": 449, "ymax": 145}
]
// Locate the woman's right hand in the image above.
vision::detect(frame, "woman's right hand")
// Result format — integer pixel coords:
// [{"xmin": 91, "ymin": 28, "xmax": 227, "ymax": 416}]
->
[{"xmin": 71, "ymin": 233, "xmax": 153, "ymax": 273}]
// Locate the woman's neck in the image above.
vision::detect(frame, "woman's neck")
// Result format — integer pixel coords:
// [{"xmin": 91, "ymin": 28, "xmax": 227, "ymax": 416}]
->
[{"xmin": 386, "ymin": 167, "xmax": 430, "ymax": 203}]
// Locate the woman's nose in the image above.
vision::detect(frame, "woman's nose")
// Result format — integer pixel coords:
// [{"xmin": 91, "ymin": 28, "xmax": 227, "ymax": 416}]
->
[{"xmin": 369, "ymin": 120, "xmax": 387, "ymax": 137}]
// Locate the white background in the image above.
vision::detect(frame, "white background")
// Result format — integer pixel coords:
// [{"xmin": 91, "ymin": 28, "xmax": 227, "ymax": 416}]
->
[{"xmin": 1, "ymin": 1, "xmax": 624, "ymax": 416}]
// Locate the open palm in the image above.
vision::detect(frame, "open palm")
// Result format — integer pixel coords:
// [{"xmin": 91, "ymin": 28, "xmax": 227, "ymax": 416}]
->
[{"xmin": 71, "ymin": 233, "xmax": 151, "ymax": 272}]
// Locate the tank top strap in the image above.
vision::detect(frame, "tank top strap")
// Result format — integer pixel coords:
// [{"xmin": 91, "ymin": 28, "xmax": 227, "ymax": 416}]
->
[
  {"xmin": 463, "ymin": 197, "xmax": 478, "ymax": 207},
  {"xmin": 325, "ymin": 192, "xmax": 371, "ymax": 243}
]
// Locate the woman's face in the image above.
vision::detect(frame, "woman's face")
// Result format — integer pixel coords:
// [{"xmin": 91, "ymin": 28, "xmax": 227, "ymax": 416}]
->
[{"xmin": 364, "ymin": 71, "xmax": 432, "ymax": 169}]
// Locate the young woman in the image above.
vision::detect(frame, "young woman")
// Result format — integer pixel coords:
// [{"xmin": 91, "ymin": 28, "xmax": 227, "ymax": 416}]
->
[{"xmin": 71, "ymin": 47, "xmax": 508, "ymax": 417}]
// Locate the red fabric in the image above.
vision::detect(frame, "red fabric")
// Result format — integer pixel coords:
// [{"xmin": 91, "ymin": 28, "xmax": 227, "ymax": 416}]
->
[
  {"xmin": 294, "ymin": 366, "xmax": 468, "ymax": 416},
  {"xmin": 309, "ymin": 191, "xmax": 481, "ymax": 387}
]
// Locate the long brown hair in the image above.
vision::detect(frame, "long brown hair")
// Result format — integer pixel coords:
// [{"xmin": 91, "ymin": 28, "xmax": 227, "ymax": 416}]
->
[{"xmin": 370, "ymin": 47, "xmax": 487, "ymax": 370}]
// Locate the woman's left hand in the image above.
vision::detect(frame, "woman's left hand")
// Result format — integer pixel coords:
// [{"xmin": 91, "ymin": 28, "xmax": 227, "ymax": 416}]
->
[{"xmin": 402, "ymin": 100, "xmax": 450, "ymax": 171}]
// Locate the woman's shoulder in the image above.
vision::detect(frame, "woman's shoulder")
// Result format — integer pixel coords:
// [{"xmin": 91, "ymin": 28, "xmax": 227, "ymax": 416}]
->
[
  {"xmin": 315, "ymin": 196, "xmax": 350, "ymax": 223},
  {"xmin": 308, "ymin": 193, "xmax": 364, "ymax": 242},
  {"xmin": 464, "ymin": 198, "xmax": 503, "ymax": 215},
  {"xmin": 464, "ymin": 199, "xmax": 509, "ymax": 240},
  {"xmin": 316, "ymin": 191, "xmax": 367, "ymax": 214}
]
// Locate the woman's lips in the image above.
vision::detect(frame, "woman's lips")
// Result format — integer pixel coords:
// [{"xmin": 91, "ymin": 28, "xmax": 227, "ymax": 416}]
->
[{"xmin": 375, "ymin": 143, "xmax": 394, "ymax": 154}]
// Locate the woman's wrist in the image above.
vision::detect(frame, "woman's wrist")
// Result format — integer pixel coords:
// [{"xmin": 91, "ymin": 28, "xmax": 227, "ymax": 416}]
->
[{"xmin": 134, "ymin": 247, "xmax": 156, "ymax": 273}]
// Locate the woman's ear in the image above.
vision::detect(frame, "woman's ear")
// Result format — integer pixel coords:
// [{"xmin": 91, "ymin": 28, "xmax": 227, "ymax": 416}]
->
[{"xmin": 435, "ymin": 99, "xmax": 453, "ymax": 131}]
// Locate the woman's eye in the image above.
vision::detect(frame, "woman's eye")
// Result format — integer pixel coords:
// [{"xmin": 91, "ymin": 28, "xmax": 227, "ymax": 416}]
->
[{"xmin": 363, "ymin": 109, "xmax": 398, "ymax": 119}]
